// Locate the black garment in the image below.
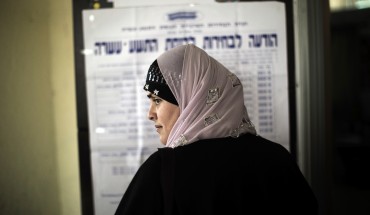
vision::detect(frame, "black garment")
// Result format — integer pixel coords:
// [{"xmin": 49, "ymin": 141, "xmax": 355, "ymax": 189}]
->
[{"xmin": 115, "ymin": 134, "xmax": 318, "ymax": 215}]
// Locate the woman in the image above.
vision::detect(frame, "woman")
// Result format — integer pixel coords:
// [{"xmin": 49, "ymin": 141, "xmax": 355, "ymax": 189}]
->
[{"xmin": 115, "ymin": 44, "xmax": 317, "ymax": 215}]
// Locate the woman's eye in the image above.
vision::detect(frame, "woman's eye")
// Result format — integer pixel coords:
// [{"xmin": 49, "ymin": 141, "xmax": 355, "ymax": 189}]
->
[{"xmin": 153, "ymin": 99, "xmax": 161, "ymax": 105}]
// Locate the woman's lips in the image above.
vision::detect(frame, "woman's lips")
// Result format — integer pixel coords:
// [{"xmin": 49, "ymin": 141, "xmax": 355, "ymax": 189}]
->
[{"xmin": 155, "ymin": 125, "xmax": 162, "ymax": 132}]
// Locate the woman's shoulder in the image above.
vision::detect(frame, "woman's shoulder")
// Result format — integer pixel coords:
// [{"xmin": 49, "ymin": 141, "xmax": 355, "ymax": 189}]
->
[
  {"xmin": 237, "ymin": 134, "xmax": 294, "ymax": 164},
  {"xmin": 134, "ymin": 150, "xmax": 162, "ymax": 176},
  {"xmin": 239, "ymin": 134, "xmax": 291, "ymax": 155},
  {"xmin": 190, "ymin": 134, "xmax": 290, "ymax": 154},
  {"xmin": 171, "ymin": 134, "xmax": 293, "ymax": 165},
  {"xmin": 138, "ymin": 147, "xmax": 176, "ymax": 172}
]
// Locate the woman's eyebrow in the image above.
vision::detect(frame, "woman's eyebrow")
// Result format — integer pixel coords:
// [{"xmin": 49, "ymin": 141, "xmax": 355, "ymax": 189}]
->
[{"xmin": 147, "ymin": 93, "xmax": 154, "ymax": 99}]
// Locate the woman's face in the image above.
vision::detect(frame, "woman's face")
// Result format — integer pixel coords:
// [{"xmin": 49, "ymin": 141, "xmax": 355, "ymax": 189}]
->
[{"xmin": 147, "ymin": 93, "xmax": 180, "ymax": 144}]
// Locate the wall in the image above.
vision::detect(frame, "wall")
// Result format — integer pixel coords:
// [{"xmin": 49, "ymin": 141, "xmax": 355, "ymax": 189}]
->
[{"xmin": 0, "ymin": 0, "xmax": 81, "ymax": 214}]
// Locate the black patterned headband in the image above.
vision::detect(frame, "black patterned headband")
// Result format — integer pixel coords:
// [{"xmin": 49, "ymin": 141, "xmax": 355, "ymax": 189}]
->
[{"xmin": 143, "ymin": 60, "xmax": 178, "ymax": 105}]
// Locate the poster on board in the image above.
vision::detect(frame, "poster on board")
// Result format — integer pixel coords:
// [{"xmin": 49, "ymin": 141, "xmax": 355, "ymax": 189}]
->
[
  {"xmin": 113, "ymin": 0, "xmax": 215, "ymax": 7},
  {"xmin": 82, "ymin": 2, "xmax": 288, "ymax": 214}
]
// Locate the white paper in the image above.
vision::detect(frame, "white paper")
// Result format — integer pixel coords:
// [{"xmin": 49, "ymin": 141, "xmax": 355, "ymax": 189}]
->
[
  {"xmin": 82, "ymin": 2, "xmax": 289, "ymax": 214},
  {"xmin": 113, "ymin": 0, "xmax": 215, "ymax": 8}
]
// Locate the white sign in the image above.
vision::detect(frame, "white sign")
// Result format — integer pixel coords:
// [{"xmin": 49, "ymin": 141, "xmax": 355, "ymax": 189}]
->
[
  {"xmin": 82, "ymin": 2, "xmax": 288, "ymax": 214},
  {"xmin": 113, "ymin": 0, "xmax": 216, "ymax": 8}
]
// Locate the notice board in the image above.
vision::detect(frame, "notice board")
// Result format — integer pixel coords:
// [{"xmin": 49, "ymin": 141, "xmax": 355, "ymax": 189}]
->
[{"xmin": 73, "ymin": 1, "xmax": 296, "ymax": 214}]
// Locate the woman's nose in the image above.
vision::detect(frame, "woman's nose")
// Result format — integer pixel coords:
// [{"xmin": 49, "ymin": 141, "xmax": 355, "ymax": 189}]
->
[
  {"xmin": 147, "ymin": 103, "xmax": 156, "ymax": 121},
  {"xmin": 148, "ymin": 114, "xmax": 155, "ymax": 121}
]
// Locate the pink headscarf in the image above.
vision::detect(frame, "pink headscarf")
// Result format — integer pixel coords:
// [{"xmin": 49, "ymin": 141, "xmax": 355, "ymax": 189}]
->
[{"xmin": 157, "ymin": 44, "xmax": 256, "ymax": 148}]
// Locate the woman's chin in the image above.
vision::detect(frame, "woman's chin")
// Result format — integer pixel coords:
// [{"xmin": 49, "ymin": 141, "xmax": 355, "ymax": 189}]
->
[{"xmin": 159, "ymin": 136, "xmax": 167, "ymax": 145}]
